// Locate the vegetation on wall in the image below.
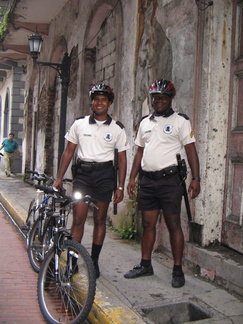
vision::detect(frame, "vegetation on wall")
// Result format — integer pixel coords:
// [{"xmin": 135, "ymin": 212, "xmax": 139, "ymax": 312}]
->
[{"xmin": 0, "ymin": 10, "xmax": 10, "ymax": 46}]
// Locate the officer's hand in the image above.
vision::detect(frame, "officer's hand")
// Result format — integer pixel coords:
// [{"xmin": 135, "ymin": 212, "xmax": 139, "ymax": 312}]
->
[
  {"xmin": 113, "ymin": 189, "xmax": 124, "ymax": 204},
  {"xmin": 53, "ymin": 179, "xmax": 63, "ymax": 191},
  {"xmin": 188, "ymin": 180, "xmax": 200, "ymax": 199},
  {"xmin": 127, "ymin": 179, "xmax": 136, "ymax": 198}
]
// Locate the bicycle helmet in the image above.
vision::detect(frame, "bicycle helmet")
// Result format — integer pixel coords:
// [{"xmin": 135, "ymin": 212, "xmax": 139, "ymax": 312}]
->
[
  {"xmin": 89, "ymin": 83, "xmax": 115, "ymax": 103},
  {"xmin": 149, "ymin": 79, "xmax": 176, "ymax": 98}
]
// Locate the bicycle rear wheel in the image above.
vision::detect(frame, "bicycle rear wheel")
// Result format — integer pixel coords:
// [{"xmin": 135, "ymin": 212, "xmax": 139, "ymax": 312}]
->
[
  {"xmin": 28, "ymin": 218, "xmax": 53, "ymax": 272},
  {"xmin": 38, "ymin": 240, "xmax": 96, "ymax": 324}
]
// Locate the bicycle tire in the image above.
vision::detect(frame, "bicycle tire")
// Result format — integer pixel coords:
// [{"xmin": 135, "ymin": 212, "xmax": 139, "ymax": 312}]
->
[
  {"xmin": 25, "ymin": 199, "xmax": 38, "ymax": 246},
  {"xmin": 26, "ymin": 199, "xmax": 37, "ymax": 227},
  {"xmin": 38, "ymin": 240, "xmax": 96, "ymax": 324},
  {"xmin": 28, "ymin": 217, "xmax": 53, "ymax": 272}
]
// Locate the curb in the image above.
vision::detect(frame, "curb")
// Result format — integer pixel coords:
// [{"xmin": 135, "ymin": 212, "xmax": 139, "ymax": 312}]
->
[
  {"xmin": 0, "ymin": 190, "xmax": 26, "ymax": 227},
  {"xmin": 89, "ymin": 284, "xmax": 146, "ymax": 323}
]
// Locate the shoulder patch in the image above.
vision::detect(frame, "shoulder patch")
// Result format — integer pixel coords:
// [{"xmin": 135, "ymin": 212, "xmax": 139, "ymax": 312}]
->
[
  {"xmin": 178, "ymin": 113, "xmax": 189, "ymax": 120},
  {"xmin": 116, "ymin": 121, "xmax": 125, "ymax": 129},
  {"xmin": 76, "ymin": 116, "xmax": 85, "ymax": 120}
]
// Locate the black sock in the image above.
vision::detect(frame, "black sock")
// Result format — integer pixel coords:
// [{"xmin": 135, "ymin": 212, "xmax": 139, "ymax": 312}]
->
[
  {"xmin": 91, "ymin": 243, "xmax": 102, "ymax": 260},
  {"xmin": 140, "ymin": 259, "xmax": 151, "ymax": 268},
  {"xmin": 173, "ymin": 265, "xmax": 183, "ymax": 273}
]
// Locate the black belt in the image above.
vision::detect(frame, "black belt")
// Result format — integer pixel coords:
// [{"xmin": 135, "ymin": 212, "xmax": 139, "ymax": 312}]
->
[
  {"xmin": 142, "ymin": 165, "xmax": 178, "ymax": 180},
  {"xmin": 77, "ymin": 159, "xmax": 113, "ymax": 172}
]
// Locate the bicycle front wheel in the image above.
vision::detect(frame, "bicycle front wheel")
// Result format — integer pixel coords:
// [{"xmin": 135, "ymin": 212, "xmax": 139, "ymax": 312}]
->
[{"xmin": 38, "ymin": 240, "xmax": 96, "ymax": 324}]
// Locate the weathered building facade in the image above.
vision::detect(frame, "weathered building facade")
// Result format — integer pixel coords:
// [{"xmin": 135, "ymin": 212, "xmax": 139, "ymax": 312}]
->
[
  {"xmin": 0, "ymin": 0, "xmax": 242, "ymax": 269},
  {"xmin": 0, "ymin": 59, "xmax": 24, "ymax": 172}
]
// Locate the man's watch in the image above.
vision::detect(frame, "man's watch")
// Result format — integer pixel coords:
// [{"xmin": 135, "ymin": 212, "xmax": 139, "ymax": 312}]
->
[
  {"xmin": 118, "ymin": 186, "xmax": 124, "ymax": 191},
  {"xmin": 192, "ymin": 177, "xmax": 201, "ymax": 182}
]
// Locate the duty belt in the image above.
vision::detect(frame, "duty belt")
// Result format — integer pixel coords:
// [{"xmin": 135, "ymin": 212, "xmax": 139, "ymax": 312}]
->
[
  {"xmin": 142, "ymin": 165, "xmax": 178, "ymax": 180},
  {"xmin": 77, "ymin": 159, "xmax": 113, "ymax": 172}
]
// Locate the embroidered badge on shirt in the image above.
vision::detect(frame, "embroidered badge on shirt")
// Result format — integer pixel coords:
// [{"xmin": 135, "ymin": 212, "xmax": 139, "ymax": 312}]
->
[
  {"xmin": 163, "ymin": 125, "xmax": 173, "ymax": 134},
  {"xmin": 104, "ymin": 133, "xmax": 113, "ymax": 142},
  {"xmin": 190, "ymin": 130, "xmax": 194, "ymax": 138}
]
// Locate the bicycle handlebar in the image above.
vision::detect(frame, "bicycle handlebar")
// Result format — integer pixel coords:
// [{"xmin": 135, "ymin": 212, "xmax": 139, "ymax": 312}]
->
[
  {"xmin": 25, "ymin": 169, "xmax": 72, "ymax": 184},
  {"xmin": 35, "ymin": 185, "xmax": 58, "ymax": 194},
  {"xmin": 34, "ymin": 185, "xmax": 98, "ymax": 207},
  {"xmin": 26, "ymin": 169, "xmax": 52, "ymax": 182},
  {"xmin": 25, "ymin": 169, "xmax": 39, "ymax": 175}
]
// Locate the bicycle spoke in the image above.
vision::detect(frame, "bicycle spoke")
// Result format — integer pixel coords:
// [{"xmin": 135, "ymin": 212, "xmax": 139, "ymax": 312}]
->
[{"xmin": 38, "ymin": 241, "xmax": 96, "ymax": 324}]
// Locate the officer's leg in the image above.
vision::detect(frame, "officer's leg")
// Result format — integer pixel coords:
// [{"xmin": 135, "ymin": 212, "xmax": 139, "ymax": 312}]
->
[
  {"xmin": 123, "ymin": 209, "xmax": 158, "ymax": 279},
  {"xmin": 164, "ymin": 212, "xmax": 185, "ymax": 288},
  {"xmin": 141, "ymin": 209, "xmax": 160, "ymax": 260},
  {"xmin": 91, "ymin": 201, "xmax": 109, "ymax": 278},
  {"xmin": 163, "ymin": 213, "xmax": 184, "ymax": 265},
  {"xmin": 71, "ymin": 201, "xmax": 89, "ymax": 242},
  {"xmin": 92, "ymin": 201, "xmax": 109, "ymax": 245}
]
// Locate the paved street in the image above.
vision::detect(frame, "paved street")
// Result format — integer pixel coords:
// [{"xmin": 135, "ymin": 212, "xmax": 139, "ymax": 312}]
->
[{"xmin": 0, "ymin": 206, "xmax": 46, "ymax": 324}]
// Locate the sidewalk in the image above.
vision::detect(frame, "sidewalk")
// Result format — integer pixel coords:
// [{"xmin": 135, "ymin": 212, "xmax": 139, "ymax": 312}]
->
[{"xmin": 0, "ymin": 170, "xmax": 242, "ymax": 324}]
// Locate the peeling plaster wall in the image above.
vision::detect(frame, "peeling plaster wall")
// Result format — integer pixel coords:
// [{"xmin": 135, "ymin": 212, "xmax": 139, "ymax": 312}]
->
[
  {"xmin": 25, "ymin": 0, "xmax": 236, "ymax": 250},
  {"xmin": 156, "ymin": 0, "xmax": 197, "ymax": 117},
  {"xmin": 195, "ymin": 1, "xmax": 233, "ymax": 246}
]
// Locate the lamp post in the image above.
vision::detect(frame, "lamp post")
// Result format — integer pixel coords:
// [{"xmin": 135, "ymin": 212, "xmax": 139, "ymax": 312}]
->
[{"xmin": 28, "ymin": 30, "xmax": 70, "ymax": 168}]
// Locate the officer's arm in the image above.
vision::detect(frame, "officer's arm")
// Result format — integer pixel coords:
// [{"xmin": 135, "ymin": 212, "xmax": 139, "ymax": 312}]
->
[
  {"xmin": 54, "ymin": 141, "xmax": 77, "ymax": 189},
  {"xmin": 184, "ymin": 143, "xmax": 200, "ymax": 198},
  {"xmin": 127, "ymin": 146, "xmax": 144, "ymax": 197}
]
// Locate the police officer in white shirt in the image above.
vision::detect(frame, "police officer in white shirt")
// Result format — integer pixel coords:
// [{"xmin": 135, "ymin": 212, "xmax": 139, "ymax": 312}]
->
[
  {"xmin": 54, "ymin": 84, "xmax": 130, "ymax": 278},
  {"xmin": 124, "ymin": 79, "xmax": 200, "ymax": 288}
]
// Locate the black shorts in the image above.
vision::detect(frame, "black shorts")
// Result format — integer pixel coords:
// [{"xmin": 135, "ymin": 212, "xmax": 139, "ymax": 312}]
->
[
  {"xmin": 137, "ymin": 173, "xmax": 184, "ymax": 214},
  {"xmin": 73, "ymin": 167, "xmax": 114, "ymax": 203}
]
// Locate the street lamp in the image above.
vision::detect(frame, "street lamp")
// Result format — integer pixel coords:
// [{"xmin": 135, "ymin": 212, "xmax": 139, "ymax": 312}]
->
[
  {"xmin": 28, "ymin": 30, "xmax": 71, "ymax": 168},
  {"xmin": 28, "ymin": 30, "xmax": 43, "ymax": 61}
]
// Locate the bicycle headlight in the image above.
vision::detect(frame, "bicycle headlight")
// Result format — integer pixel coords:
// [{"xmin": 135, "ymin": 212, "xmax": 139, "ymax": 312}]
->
[{"xmin": 73, "ymin": 191, "xmax": 82, "ymax": 200}]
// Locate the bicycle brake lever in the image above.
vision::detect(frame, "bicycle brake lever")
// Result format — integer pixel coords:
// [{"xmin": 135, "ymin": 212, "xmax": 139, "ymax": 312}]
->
[{"xmin": 90, "ymin": 202, "xmax": 99, "ymax": 210}]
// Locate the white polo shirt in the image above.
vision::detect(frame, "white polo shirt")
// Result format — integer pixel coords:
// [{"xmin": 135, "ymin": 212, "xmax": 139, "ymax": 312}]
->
[
  {"xmin": 135, "ymin": 111, "xmax": 195, "ymax": 171},
  {"xmin": 65, "ymin": 114, "xmax": 130, "ymax": 162}
]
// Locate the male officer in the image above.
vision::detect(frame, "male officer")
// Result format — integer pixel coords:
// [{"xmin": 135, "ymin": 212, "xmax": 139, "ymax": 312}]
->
[
  {"xmin": 124, "ymin": 79, "xmax": 200, "ymax": 288},
  {"xmin": 54, "ymin": 84, "xmax": 130, "ymax": 278}
]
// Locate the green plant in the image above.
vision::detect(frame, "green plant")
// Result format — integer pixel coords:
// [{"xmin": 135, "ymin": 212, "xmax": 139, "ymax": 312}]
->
[
  {"xmin": 120, "ymin": 226, "xmax": 136, "ymax": 240},
  {"xmin": 0, "ymin": 11, "xmax": 10, "ymax": 45},
  {"xmin": 109, "ymin": 225, "xmax": 118, "ymax": 233},
  {"xmin": 109, "ymin": 225, "xmax": 136, "ymax": 240}
]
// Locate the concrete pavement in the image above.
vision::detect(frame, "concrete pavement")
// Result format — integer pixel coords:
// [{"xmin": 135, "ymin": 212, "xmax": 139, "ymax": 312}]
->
[{"xmin": 0, "ymin": 170, "xmax": 242, "ymax": 324}]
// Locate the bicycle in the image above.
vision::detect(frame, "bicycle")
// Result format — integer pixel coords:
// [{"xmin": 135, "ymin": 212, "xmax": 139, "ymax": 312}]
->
[
  {"xmin": 36, "ymin": 185, "xmax": 97, "ymax": 324},
  {"xmin": 22, "ymin": 169, "xmax": 54, "ymax": 234},
  {"xmin": 27, "ymin": 176, "xmax": 72, "ymax": 272}
]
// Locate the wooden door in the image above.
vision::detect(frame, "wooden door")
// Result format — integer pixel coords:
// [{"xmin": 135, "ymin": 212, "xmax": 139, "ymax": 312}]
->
[{"xmin": 222, "ymin": 0, "xmax": 243, "ymax": 253}]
